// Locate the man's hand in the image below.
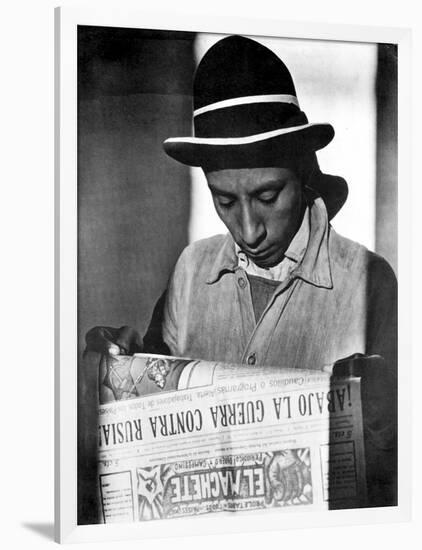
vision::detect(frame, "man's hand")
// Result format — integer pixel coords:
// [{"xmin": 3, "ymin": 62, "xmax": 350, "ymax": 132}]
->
[
  {"xmin": 331, "ymin": 353, "xmax": 397, "ymax": 450},
  {"xmin": 84, "ymin": 325, "xmax": 143, "ymax": 357},
  {"xmin": 331, "ymin": 352, "xmax": 397, "ymax": 506}
]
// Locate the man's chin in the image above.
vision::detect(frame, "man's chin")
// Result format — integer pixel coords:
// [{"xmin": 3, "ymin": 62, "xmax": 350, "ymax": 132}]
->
[
  {"xmin": 254, "ymin": 259, "xmax": 281, "ymax": 269},
  {"xmin": 249, "ymin": 251, "xmax": 285, "ymax": 269}
]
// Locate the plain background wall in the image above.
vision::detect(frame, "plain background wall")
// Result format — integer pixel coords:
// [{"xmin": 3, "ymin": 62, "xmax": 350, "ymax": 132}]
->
[
  {"xmin": 77, "ymin": 26, "xmax": 195, "ymax": 524},
  {"xmin": 78, "ymin": 27, "xmax": 195, "ymax": 356},
  {"xmin": 376, "ymin": 44, "xmax": 398, "ymax": 272}
]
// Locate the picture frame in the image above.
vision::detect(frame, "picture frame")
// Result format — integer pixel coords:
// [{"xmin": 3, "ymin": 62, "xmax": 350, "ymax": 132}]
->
[{"xmin": 55, "ymin": 5, "xmax": 412, "ymax": 543}]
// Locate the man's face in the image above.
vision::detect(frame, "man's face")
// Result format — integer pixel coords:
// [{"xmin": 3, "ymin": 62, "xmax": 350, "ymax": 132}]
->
[{"xmin": 206, "ymin": 167, "xmax": 303, "ymax": 268}]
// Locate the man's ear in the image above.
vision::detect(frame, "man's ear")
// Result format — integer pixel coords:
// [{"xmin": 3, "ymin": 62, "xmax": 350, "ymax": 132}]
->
[{"xmin": 296, "ymin": 153, "xmax": 318, "ymax": 187}]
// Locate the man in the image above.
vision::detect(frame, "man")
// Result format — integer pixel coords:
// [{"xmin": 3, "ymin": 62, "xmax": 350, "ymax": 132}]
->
[{"xmin": 85, "ymin": 35, "xmax": 397, "ymax": 505}]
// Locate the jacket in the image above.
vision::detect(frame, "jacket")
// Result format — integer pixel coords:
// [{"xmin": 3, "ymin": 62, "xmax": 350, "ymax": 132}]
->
[{"xmin": 160, "ymin": 195, "xmax": 397, "ymax": 376}]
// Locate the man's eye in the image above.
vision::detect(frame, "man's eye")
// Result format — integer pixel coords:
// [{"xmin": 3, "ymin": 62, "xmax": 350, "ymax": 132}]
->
[
  {"xmin": 217, "ymin": 197, "xmax": 235, "ymax": 207},
  {"xmin": 257, "ymin": 191, "xmax": 279, "ymax": 203}
]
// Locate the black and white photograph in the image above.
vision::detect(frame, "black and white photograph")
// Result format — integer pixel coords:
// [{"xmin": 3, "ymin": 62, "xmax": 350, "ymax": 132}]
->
[{"xmin": 76, "ymin": 24, "xmax": 398, "ymax": 525}]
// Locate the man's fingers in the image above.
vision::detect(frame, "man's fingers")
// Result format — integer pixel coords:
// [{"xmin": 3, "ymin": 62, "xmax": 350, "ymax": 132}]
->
[
  {"xmin": 108, "ymin": 344, "xmax": 121, "ymax": 356},
  {"xmin": 131, "ymin": 330, "xmax": 144, "ymax": 354},
  {"xmin": 85, "ymin": 326, "xmax": 120, "ymax": 356},
  {"xmin": 84, "ymin": 325, "xmax": 143, "ymax": 357},
  {"xmin": 115, "ymin": 326, "xmax": 144, "ymax": 355},
  {"xmin": 332, "ymin": 354, "xmax": 384, "ymax": 378}
]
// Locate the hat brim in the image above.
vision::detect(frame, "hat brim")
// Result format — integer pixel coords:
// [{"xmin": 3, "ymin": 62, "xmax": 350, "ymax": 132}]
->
[{"xmin": 163, "ymin": 123, "xmax": 334, "ymax": 168}]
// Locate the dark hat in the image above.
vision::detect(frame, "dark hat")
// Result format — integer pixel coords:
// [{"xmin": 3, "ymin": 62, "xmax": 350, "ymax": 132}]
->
[{"xmin": 163, "ymin": 35, "xmax": 348, "ymax": 219}]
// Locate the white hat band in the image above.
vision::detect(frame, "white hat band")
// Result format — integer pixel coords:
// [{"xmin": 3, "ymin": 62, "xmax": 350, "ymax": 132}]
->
[{"xmin": 193, "ymin": 94, "xmax": 300, "ymax": 118}]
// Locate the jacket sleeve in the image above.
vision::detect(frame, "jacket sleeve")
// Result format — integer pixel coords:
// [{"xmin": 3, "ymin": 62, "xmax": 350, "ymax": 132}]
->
[
  {"xmin": 141, "ymin": 290, "xmax": 171, "ymax": 356},
  {"xmin": 364, "ymin": 253, "xmax": 398, "ymax": 506},
  {"xmin": 142, "ymin": 248, "xmax": 188, "ymax": 356},
  {"xmin": 365, "ymin": 253, "xmax": 398, "ymax": 378}
]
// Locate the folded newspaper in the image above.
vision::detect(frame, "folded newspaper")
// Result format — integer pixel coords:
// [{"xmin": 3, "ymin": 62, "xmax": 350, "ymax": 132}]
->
[{"xmin": 96, "ymin": 353, "xmax": 366, "ymax": 523}]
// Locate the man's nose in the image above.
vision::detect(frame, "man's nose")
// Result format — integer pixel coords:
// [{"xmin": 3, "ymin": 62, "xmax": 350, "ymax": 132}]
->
[{"xmin": 240, "ymin": 205, "xmax": 265, "ymax": 249}]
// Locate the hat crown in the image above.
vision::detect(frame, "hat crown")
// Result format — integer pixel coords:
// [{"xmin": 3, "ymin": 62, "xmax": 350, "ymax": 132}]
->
[
  {"xmin": 193, "ymin": 36, "xmax": 306, "ymax": 140},
  {"xmin": 163, "ymin": 36, "xmax": 342, "ymax": 217},
  {"xmin": 194, "ymin": 35, "xmax": 297, "ymax": 111}
]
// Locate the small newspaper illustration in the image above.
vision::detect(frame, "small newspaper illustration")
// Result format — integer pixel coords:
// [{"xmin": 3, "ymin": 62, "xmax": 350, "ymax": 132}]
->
[{"xmin": 97, "ymin": 354, "xmax": 367, "ymax": 523}]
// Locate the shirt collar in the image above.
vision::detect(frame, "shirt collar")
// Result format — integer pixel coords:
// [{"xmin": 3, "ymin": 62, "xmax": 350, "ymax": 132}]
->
[
  {"xmin": 205, "ymin": 192, "xmax": 333, "ymax": 289},
  {"xmin": 205, "ymin": 233, "xmax": 238, "ymax": 284},
  {"xmin": 284, "ymin": 206, "xmax": 310, "ymax": 263}
]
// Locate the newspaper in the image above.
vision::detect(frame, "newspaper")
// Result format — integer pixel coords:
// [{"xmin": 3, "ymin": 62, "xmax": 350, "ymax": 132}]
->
[{"xmin": 97, "ymin": 353, "xmax": 366, "ymax": 523}]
